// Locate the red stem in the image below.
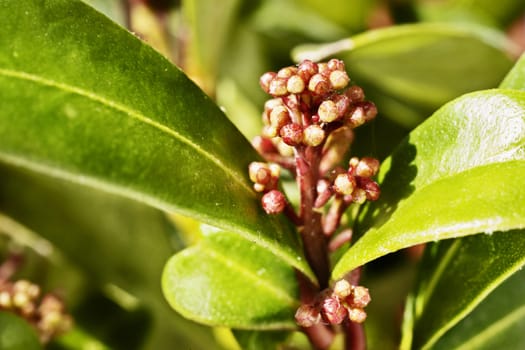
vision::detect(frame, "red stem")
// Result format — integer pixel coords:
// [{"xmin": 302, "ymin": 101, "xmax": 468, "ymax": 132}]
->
[
  {"xmin": 344, "ymin": 319, "xmax": 366, "ymax": 350},
  {"xmin": 296, "ymin": 146, "xmax": 330, "ymax": 288}
]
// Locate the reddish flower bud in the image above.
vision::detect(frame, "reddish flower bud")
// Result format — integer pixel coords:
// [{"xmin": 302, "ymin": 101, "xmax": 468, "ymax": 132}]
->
[
  {"xmin": 318, "ymin": 100, "xmax": 339, "ymax": 123},
  {"xmin": 348, "ymin": 307, "xmax": 367, "ymax": 323},
  {"xmin": 333, "ymin": 279, "xmax": 353, "ymax": 299},
  {"xmin": 297, "ymin": 59, "xmax": 318, "ymax": 82},
  {"xmin": 287, "ymin": 75, "xmax": 306, "ymax": 94},
  {"xmin": 317, "ymin": 62, "xmax": 330, "ymax": 77},
  {"xmin": 333, "ymin": 94, "xmax": 351, "ymax": 117},
  {"xmin": 363, "ymin": 179, "xmax": 380, "ymax": 201},
  {"xmin": 308, "ymin": 74, "xmax": 330, "ymax": 95},
  {"xmin": 252, "ymin": 136, "xmax": 278, "ymax": 155},
  {"xmin": 277, "ymin": 66, "xmax": 297, "ymax": 78},
  {"xmin": 345, "ymin": 85, "xmax": 365, "ymax": 102},
  {"xmin": 355, "ymin": 157, "xmax": 380, "ymax": 178},
  {"xmin": 269, "ymin": 105, "xmax": 291, "ymax": 131},
  {"xmin": 314, "ymin": 179, "xmax": 333, "ymax": 208},
  {"xmin": 329, "ymin": 70, "xmax": 350, "ymax": 90},
  {"xmin": 259, "ymin": 72, "xmax": 276, "ymax": 94},
  {"xmin": 295, "ymin": 303, "xmax": 321, "ymax": 327},
  {"xmin": 321, "ymin": 295, "xmax": 348, "ymax": 325},
  {"xmin": 268, "ymin": 78, "xmax": 288, "ymax": 96},
  {"xmin": 261, "ymin": 190, "xmax": 286, "ymax": 214},
  {"xmin": 280, "ymin": 123, "xmax": 304, "ymax": 146},
  {"xmin": 349, "ymin": 286, "xmax": 371, "ymax": 308},
  {"xmin": 303, "ymin": 124, "xmax": 325, "ymax": 147},
  {"xmin": 333, "ymin": 173, "xmax": 356, "ymax": 196},
  {"xmin": 327, "ymin": 58, "xmax": 345, "ymax": 72}
]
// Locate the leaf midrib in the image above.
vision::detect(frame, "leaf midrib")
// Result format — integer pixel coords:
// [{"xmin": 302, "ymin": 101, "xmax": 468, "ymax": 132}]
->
[
  {"xmin": 200, "ymin": 244, "xmax": 298, "ymax": 306},
  {"xmin": 0, "ymin": 67, "xmax": 253, "ymax": 195}
]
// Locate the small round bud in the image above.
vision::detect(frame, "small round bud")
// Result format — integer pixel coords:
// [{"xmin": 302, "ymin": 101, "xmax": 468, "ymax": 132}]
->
[
  {"xmin": 350, "ymin": 286, "xmax": 371, "ymax": 308},
  {"xmin": 321, "ymin": 295, "xmax": 347, "ymax": 325},
  {"xmin": 314, "ymin": 179, "xmax": 333, "ymax": 208},
  {"xmin": 269, "ymin": 105, "xmax": 291, "ymax": 131},
  {"xmin": 348, "ymin": 307, "xmax": 367, "ymax": 323},
  {"xmin": 248, "ymin": 162, "xmax": 272, "ymax": 185},
  {"xmin": 286, "ymin": 75, "xmax": 305, "ymax": 94},
  {"xmin": 0, "ymin": 291, "xmax": 12, "ymax": 308},
  {"xmin": 351, "ymin": 188, "xmax": 367, "ymax": 204},
  {"xmin": 303, "ymin": 124, "xmax": 325, "ymax": 147},
  {"xmin": 269, "ymin": 78, "xmax": 288, "ymax": 96},
  {"xmin": 333, "ymin": 94, "xmax": 351, "ymax": 116},
  {"xmin": 318, "ymin": 100, "xmax": 339, "ymax": 123},
  {"xmin": 355, "ymin": 157, "xmax": 380, "ymax": 178},
  {"xmin": 13, "ymin": 291, "xmax": 30, "ymax": 309},
  {"xmin": 317, "ymin": 62, "xmax": 330, "ymax": 77},
  {"xmin": 295, "ymin": 304, "xmax": 321, "ymax": 327},
  {"xmin": 297, "ymin": 60, "xmax": 318, "ymax": 82},
  {"xmin": 346, "ymin": 85, "xmax": 365, "ymax": 102},
  {"xmin": 269, "ymin": 163, "xmax": 281, "ymax": 178},
  {"xmin": 259, "ymin": 72, "xmax": 276, "ymax": 93},
  {"xmin": 277, "ymin": 66, "xmax": 297, "ymax": 79},
  {"xmin": 280, "ymin": 123, "xmax": 304, "ymax": 146},
  {"xmin": 333, "ymin": 173, "xmax": 356, "ymax": 196},
  {"xmin": 329, "ymin": 70, "xmax": 350, "ymax": 90},
  {"xmin": 308, "ymin": 74, "xmax": 330, "ymax": 95},
  {"xmin": 348, "ymin": 101, "xmax": 377, "ymax": 127},
  {"xmin": 327, "ymin": 58, "xmax": 345, "ymax": 71},
  {"xmin": 333, "ymin": 279, "xmax": 352, "ymax": 299},
  {"xmin": 262, "ymin": 125, "xmax": 278, "ymax": 138},
  {"xmin": 261, "ymin": 190, "xmax": 286, "ymax": 214},
  {"xmin": 363, "ymin": 179, "xmax": 380, "ymax": 201}
]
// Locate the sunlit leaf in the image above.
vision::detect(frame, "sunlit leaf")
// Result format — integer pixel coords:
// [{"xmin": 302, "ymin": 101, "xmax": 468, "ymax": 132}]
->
[
  {"xmin": 333, "ymin": 89, "xmax": 525, "ymax": 279},
  {"xmin": 0, "ymin": 0, "xmax": 312, "ymax": 280},
  {"xmin": 162, "ymin": 227, "xmax": 299, "ymax": 329},
  {"xmin": 401, "ymin": 230, "xmax": 525, "ymax": 349},
  {"xmin": 0, "ymin": 312, "xmax": 41, "ymax": 350}
]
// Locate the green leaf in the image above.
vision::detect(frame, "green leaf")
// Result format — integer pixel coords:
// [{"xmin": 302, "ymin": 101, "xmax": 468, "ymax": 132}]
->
[
  {"xmin": 0, "ymin": 163, "xmax": 222, "ymax": 349},
  {"xmin": 293, "ymin": 23, "xmax": 516, "ymax": 127},
  {"xmin": 233, "ymin": 329, "xmax": 290, "ymax": 350},
  {"xmin": 0, "ymin": 312, "xmax": 41, "ymax": 350},
  {"xmin": 332, "ymin": 89, "xmax": 525, "ymax": 279},
  {"xmin": 431, "ymin": 262, "xmax": 525, "ymax": 350},
  {"xmin": 416, "ymin": 0, "xmax": 525, "ymax": 29},
  {"xmin": 501, "ymin": 53, "xmax": 525, "ymax": 90},
  {"xmin": 401, "ymin": 230, "xmax": 525, "ymax": 349},
  {"xmin": 0, "ymin": 0, "xmax": 312, "ymax": 279},
  {"xmin": 162, "ymin": 227, "xmax": 299, "ymax": 329}
]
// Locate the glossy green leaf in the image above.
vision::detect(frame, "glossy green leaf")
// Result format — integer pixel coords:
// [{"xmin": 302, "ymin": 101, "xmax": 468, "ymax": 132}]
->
[
  {"xmin": 162, "ymin": 227, "xmax": 300, "ymax": 329},
  {"xmin": 0, "ymin": 0, "xmax": 312, "ymax": 279},
  {"xmin": 333, "ymin": 89, "xmax": 525, "ymax": 279},
  {"xmin": 0, "ymin": 312, "xmax": 41, "ymax": 350},
  {"xmin": 431, "ymin": 262, "xmax": 525, "ymax": 350},
  {"xmin": 417, "ymin": 0, "xmax": 525, "ymax": 29},
  {"xmin": 233, "ymin": 329, "xmax": 290, "ymax": 350},
  {"xmin": 501, "ymin": 53, "xmax": 525, "ymax": 90},
  {"xmin": 293, "ymin": 23, "xmax": 516, "ymax": 127},
  {"xmin": 0, "ymin": 163, "xmax": 222, "ymax": 349},
  {"xmin": 401, "ymin": 230, "xmax": 525, "ymax": 349}
]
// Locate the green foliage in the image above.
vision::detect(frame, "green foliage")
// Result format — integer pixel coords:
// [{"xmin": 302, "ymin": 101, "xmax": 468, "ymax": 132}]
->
[{"xmin": 0, "ymin": 0, "xmax": 524, "ymax": 349}]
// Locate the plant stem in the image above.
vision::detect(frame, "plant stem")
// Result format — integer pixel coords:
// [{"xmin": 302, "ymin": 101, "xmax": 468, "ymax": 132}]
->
[
  {"xmin": 296, "ymin": 146, "xmax": 330, "ymax": 288},
  {"xmin": 344, "ymin": 319, "xmax": 366, "ymax": 350}
]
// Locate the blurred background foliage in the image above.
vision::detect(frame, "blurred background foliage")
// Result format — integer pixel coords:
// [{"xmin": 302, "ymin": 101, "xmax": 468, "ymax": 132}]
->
[{"xmin": 0, "ymin": 0, "xmax": 524, "ymax": 348}]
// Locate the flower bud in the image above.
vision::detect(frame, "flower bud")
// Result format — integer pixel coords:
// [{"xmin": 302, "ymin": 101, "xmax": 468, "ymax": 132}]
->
[
  {"xmin": 349, "ymin": 286, "xmax": 371, "ymax": 308},
  {"xmin": 303, "ymin": 124, "xmax": 325, "ymax": 147},
  {"xmin": 346, "ymin": 85, "xmax": 365, "ymax": 102},
  {"xmin": 308, "ymin": 74, "xmax": 330, "ymax": 95},
  {"xmin": 252, "ymin": 136, "xmax": 278, "ymax": 155},
  {"xmin": 329, "ymin": 70, "xmax": 350, "ymax": 90},
  {"xmin": 355, "ymin": 157, "xmax": 380, "ymax": 178},
  {"xmin": 261, "ymin": 190, "xmax": 286, "ymax": 214},
  {"xmin": 295, "ymin": 303, "xmax": 321, "ymax": 327},
  {"xmin": 333, "ymin": 173, "xmax": 356, "ymax": 196},
  {"xmin": 348, "ymin": 307, "xmax": 367, "ymax": 323},
  {"xmin": 327, "ymin": 58, "xmax": 345, "ymax": 71},
  {"xmin": 318, "ymin": 100, "xmax": 339, "ymax": 123},
  {"xmin": 269, "ymin": 105, "xmax": 291, "ymax": 131},
  {"xmin": 317, "ymin": 62, "xmax": 330, "ymax": 77},
  {"xmin": 314, "ymin": 179, "xmax": 333, "ymax": 208},
  {"xmin": 248, "ymin": 162, "xmax": 272, "ymax": 185},
  {"xmin": 351, "ymin": 188, "xmax": 367, "ymax": 204},
  {"xmin": 297, "ymin": 59, "xmax": 318, "ymax": 82},
  {"xmin": 259, "ymin": 72, "xmax": 276, "ymax": 93},
  {"xmin": 277, "ymin": 66, "xmax": 297, "ymax": 79},
  {"xmin": 269, "ymin": 78, "xmax": 288, "ymax": 96},
  {"xmin": 321, "ymin": 295, "xmax": 347, "ymax": 324},
  {"xmin": 333, "ymin": 279, "xmax": 353, "ymax": 299},
  {"xmin": 280, "ymin": 123, "xmax": 304, "ymax": 146},
  {"xmin": 287, "ymin": 75, "xmax": 305, "ymax": 94},
  {"xmin": 333, "ymin": 94, "xmax": 351, "ymax": 116},
  {"xmin": 363, "ymin": 179, "xmax": 380, "ymax": 201}
]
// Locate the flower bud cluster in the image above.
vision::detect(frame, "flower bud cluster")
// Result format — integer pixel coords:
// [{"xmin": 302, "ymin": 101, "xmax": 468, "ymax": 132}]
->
[
  {"xmin": 258, "ymin": 59, "xmax": 376, "ymax": 151},
  {"xmin": 0, "ymin": 279, "xmax": 72, "ymax": 343},
  {"xmin": 315, "ymin": 156, "xmax": 380, "ymax": 208},
  {"xmin": 248, "ymin": 161, "xmax": 288, "ymax": 215},
  {"xmin": 295, "ymin": 279, "xmax": 371, "ymax": 327}
]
